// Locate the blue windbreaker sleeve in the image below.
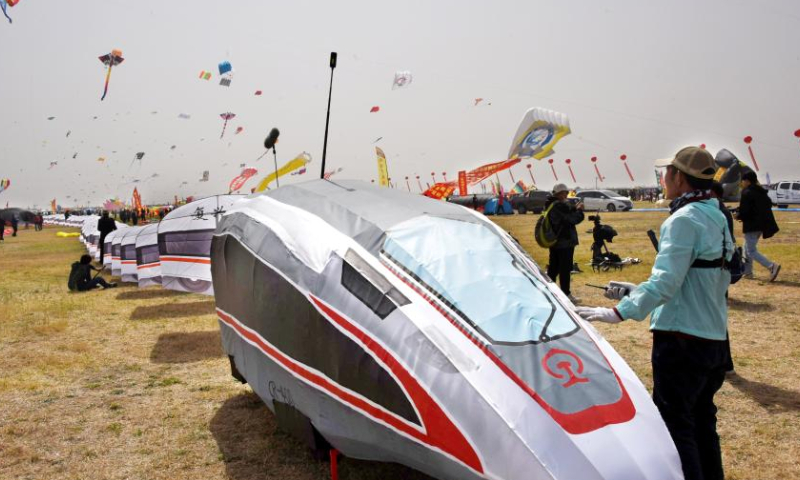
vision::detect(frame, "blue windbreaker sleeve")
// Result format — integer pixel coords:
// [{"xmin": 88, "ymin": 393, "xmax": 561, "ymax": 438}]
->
[{"xmin": 615, "ymin": 215, "xmax": 696, "ymax": 321}]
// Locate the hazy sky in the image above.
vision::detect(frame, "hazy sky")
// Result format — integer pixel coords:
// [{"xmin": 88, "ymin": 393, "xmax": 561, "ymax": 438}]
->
[{"xmin": 1, "ymin": 0, "xmax": 799, "ymax": 209}]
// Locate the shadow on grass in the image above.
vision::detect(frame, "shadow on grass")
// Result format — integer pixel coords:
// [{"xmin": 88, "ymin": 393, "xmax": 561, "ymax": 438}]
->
[
  {"xmin": 210, "ymin": 392, "xmax": 433, "ymax": 480},
  {"xmin": 727, "ymin": 297, "xmax": 775, "ymax": 312},
  {"xmin": 150, "ymin": 331, "xmax": 223, "ymax": 363},
  {"xmin": 116, "ymin": 289, "xmax": 188, "ymax": 301},
  {"xmin": 726, "ymin": 373, "xmax": 800, "ymax": 412},
  {"xmin": 129, "ymin": 300, "xmax": 216, "ymax": 321}
]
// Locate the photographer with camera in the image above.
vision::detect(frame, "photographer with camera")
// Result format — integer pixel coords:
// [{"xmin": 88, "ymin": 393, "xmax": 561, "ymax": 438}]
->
[
  {"xmin": 545, "ymin": 183, "xmax": 584, "ymax": 304},
  {"xmin": 576, "ymin": 147, "xmax": 733, "ymax": 480}
]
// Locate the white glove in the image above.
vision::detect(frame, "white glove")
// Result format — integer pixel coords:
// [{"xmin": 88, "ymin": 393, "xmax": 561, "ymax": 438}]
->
[
  {"xmin": 604, "ymin": 281, "xmax": 637, "ymax": 301},
  {"xmin": 575, "ymin": 306, "xmax": 624, "ymax": 324}
]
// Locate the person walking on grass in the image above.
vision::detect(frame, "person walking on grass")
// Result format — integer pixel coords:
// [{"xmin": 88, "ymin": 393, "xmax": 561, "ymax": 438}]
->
[
  {"xmin": 545, "ymin": 183, "xmax": 584, "ymax": 304},
  {"xmin": 575, "ymin": 146, "xmax": 733, "ymax": 480},
  {"xmin": 68, "ymin": 254, "xmax": 116, "ymax": 291},
  {"xmin": 736, "ymin": 170, "xmax": 780, "ymax": 281}
]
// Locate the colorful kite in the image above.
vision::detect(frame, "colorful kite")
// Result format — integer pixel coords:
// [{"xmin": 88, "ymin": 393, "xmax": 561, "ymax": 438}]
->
[
  {"xmin": 219, "ymin": 112, "xmax": 236, "ymax": 139},
  {"xmin": 228, "ymin": 168, "xmax": 258, "ymax": 192},
  {"xmin": 323, "ymin": 167, "xmax": 344, "ymax": 180},
  {"xmin": 235, "ymin": 126, "xmax": 244, "ymax": 135},
  {"xmin": 0, "ymin": 178, "xmax": 10, "ymax": 194},
  {"xmin": 218, "ymin": 61, "xmax": 232, "ymax": 75},
  {"xmin": 508, "ymin": 107, "xmax": 571, "ymax": 160},
  {"xmin": 130, "ymin": 151, "xmax": 145, "ymax": 168},
  {"xmin": 474, "ymin": 98, "xmax": 484, "ymax": 106},
  {"xmin": 370, "ymin": 106, "xmax": 380, "ymax": 113},
  {"xmin": 392, "ymin": 71, "xmax": 413, "ymax": 89},
  {"xmin": 98, "ymin": 49, "xmax": 125, "ymax": 101},
  {"xmin": 1, "ymin": 0, "xmax": 19, "ymax": 24},
  {"xmin": 254, "ymin": 90, "xmax": 263, "ymax": 96},
  {"xmin": 199, "ymin": 71, "xmax": 212, "ymax": 80},
  {"xmin": 254, "ymin": 152, "xmax": 312, "ymax": 191}
]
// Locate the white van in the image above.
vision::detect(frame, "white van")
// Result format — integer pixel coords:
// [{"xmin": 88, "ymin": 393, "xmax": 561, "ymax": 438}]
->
[{"xmin": 767, "ymin": 181, "xmax": 800, "ymax": 207}]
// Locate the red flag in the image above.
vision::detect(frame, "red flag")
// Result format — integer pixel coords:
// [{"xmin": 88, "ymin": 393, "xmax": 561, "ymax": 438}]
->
[{"xmin": 458, "ymin": 171, "xmax": 468, "ymax": 196}]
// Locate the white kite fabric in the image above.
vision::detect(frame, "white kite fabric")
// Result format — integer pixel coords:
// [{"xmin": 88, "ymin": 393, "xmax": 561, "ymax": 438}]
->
[
  {"xmin": 508, "ymin": 107, "xmax": 571, "ymax": 160},
  {"xmin": 135, "ymin": 223, "xmax": 162, "ymax": 287},
  {"xmin": 49, "ymin": 185, "xmax": 682, "ymax": 480}
]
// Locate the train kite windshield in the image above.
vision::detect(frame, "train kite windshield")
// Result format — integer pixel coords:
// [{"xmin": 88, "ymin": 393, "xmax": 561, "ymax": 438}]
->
[{"xmin": 382, "ymin": 216, "xmax": 579, "ymax": 345}]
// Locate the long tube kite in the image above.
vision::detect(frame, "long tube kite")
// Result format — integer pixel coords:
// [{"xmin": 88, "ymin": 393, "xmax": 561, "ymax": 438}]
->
[
  {"xmin": 2, "ymin": 0, "xmax": 19, "ymax": 24},
  {"xmin": 98, "ymin": 49, "xmax": 125, "ymax": 101},
  {"xmin": 254, "ymin": 152, "xmax": 312, "ymax": 192},
  {"xmin": 219, "ymin": 112, "xmax": 236, "ymax": 139}
]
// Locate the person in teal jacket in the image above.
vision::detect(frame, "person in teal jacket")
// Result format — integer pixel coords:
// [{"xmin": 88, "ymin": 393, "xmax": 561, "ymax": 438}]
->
[{"xmin": 576, "ymin": 146, "xmax": 732, "ymax": 480}]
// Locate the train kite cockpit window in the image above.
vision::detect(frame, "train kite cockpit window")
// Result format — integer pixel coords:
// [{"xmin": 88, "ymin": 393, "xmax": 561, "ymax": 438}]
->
[{"xmin": 381, "ymin": 215, "xmax": 579, "ymax": 345}]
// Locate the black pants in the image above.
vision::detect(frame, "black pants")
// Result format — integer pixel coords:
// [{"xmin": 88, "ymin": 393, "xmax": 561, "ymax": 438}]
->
[
  {"xmin": 547, "ymin": 247, "xmax": 574, "ymax": 295},
  {"xmin": 652, "ymin": 331, "xmax": 729, "ymax": 480},
  {"xmin": 77, "ymin": 277, "xmax": 112, "ymax": 291},
  {"xmin": 99, "ymin": 234, "xmax": 108, "ymax": 260}
]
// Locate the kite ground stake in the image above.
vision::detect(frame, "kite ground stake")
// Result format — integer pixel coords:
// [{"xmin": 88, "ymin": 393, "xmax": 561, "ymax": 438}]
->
[{"xmin": 330, "ymin": 449, "xmax": 340, "ymax": 480}]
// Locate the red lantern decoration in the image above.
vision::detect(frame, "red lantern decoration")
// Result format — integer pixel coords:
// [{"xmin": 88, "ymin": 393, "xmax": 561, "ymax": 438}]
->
[
  {"xmin": 699, "ymin": 144, "xmax": 706, "ymax": 149},
  {"xmin": 565, "ymin": 158, "xmax": 576, "ymax": 183},
  {"xmin": 548, "ymin": 159, "xmax": 558, "ymax": 181},
  {"xmin": 619, "ymin": 154, "xmax": 634, "ymax": 181},
  {"xmin": 526, "ymin": 163, "xmax": 536, "ymax": 185},
  {"xmin": 743, "ymin": 136, "xmax": 760, "ymax": 171},
  {"xmin": 591, "ymin": 156, "xmax": 603, "ymax": 182},
  {"xmin": 794, "ymin": 129, "xmax": 800, "ymax": 138}
]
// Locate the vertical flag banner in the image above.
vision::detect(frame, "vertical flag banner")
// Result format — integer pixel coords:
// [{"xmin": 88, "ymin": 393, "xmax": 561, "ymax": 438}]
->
[
  {"xmin": 458, "ymin": 170, "xmax": 468, "ymax": 196},
  {"xmin": 376, "ymin": 147, "xmax": 389, "ymax": 187}
]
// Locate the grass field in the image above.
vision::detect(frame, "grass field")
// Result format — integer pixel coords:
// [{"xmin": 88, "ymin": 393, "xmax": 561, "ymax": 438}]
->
[{"xmin": 1, "ymin": 212, "xmax": 798, "ymax": 480}]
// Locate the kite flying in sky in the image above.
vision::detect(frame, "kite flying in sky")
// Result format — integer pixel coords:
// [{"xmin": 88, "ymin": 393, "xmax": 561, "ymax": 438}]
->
[
  {"xmin": 130, "ymin": 152, "xmax": 145, "ymax": 168},
  {"xmin": 235, "ymin": 126, "xmax": 243, "ymax": 135},
  {"xmin": 219, "ymin": 112, "xmax": 236, "ymax": 139},
  {"xmin": 507, "ymin": 107, "xmax": 571, "ymax": 160},
  {"xmin": 228, "ymin": 168, "xmax": 258, "ymax": 192},
  {"xmin": 0, "ymin": 179, "xmax": 10, "ymax": 194},
  {"xmin": 1, "ymin": 0, "xmax": 19, "ymax": 24},
  {"xmin": 370, "ymin": 106, "xmax": 380, "ymax": 113},
  {"xmin": 392, "ymin": 71, "xmax": 413, "ymax": 89},
  {"xmin": 98, "ymin": 49, "xmax": 125, "ymax": 101}
]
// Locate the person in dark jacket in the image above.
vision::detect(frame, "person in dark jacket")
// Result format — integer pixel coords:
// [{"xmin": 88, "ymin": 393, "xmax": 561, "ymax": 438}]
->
[
  {"xmin": 68, "ymin": 254, "xmax": 116, "ymax": 291},
  {"xmin": 545, "ymin": 183, "xmax": 584, "ymax": 303},
  {"xmin": 737, "ymin": 171, "xmax": 780, "ymax": 281},
  {"xmin": 97, "ymin": 211, "xmax": 117, "ymax": 261}
]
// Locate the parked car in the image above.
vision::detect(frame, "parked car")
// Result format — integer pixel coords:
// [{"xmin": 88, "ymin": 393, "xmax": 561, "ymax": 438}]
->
[
  {"xmin": 574, "ymin": 190, "xmax": 633, "ymax": 212},
  {"xmin": 510, "ymin": 190, "xmax": 549, "ymax": 214},
  {"xmin": 767, "ymin": 181, "xmax": 800, "ymax": 208}
]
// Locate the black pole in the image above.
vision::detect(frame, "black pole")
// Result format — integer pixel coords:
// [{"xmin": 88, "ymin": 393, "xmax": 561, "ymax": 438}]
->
[
  {"xmin": 273, "ymin": 146, "xmax": 280, "ymax": 188},
  {"xmin": 321, "ymin": 52, "xmax": 337, "ymax": 179}
]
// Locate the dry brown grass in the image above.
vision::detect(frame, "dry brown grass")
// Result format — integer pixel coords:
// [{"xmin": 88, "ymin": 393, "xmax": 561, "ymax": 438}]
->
[{"xmin": 0, "ymin": 215, "xmax": 798, "ymax": 480}]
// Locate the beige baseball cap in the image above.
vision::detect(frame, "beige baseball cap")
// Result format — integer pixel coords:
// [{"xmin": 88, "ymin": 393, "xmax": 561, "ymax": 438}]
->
[{"xmin": 654, "ymin": 146, "xmax": 717, "ymax": 179}]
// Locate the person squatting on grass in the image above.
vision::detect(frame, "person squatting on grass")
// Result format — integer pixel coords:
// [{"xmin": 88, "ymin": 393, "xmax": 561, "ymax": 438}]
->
[
  {"xmin": 736, "ymin": 170, "xmax": 780, "ymax": 281},
  {"xmin": 68, "ymin": 254, "xmax": 116, "ymax": 291},
  {"xmin": 576, "ymin": 146, "xmax": 733, "ymax": 480}
]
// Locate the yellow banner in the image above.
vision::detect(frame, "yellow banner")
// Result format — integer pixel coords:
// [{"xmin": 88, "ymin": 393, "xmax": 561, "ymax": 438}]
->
[
  {"xmin": 376, "ymin": 147, "xmax": 389, "ymax": 187},
  {"xmin": 254, "ymin": 152, "xmax": 312, "ymax": 192}
]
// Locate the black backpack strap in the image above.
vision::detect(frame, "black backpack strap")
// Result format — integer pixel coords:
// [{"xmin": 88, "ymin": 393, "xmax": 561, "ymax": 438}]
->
[{"xmin": 690, "ymin": 224, "xmax": 728, "ymax": 269}]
